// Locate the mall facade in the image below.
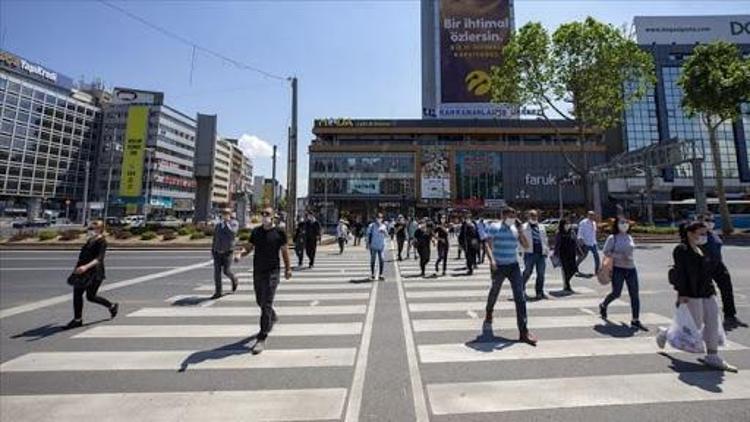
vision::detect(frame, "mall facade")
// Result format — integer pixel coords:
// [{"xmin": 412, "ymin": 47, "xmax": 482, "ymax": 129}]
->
[{"xmin": 308, "ymin": 119, "xmax": 609, "ymax": 224}]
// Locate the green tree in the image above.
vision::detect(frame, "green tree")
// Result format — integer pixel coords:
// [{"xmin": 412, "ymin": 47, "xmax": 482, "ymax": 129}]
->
[
  {"xmin": 678, "ymin": 41, "xmax": 750, "ymax": 235},
  {"xmin": 491, "ymin": 18, "xmax": 655, "ymax": 206}
]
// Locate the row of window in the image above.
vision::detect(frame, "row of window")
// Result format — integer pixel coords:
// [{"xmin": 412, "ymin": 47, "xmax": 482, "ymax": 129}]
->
[
  {"xmin": 310, "ymin": 178, "xmax": 415, "ymax": 196},
  {"xmin": 311, "ymin": 154, "xmax": 415, "ymax": 174}
]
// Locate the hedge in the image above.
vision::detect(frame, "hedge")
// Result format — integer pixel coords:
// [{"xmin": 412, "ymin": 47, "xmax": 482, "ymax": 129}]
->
[
  {"xmin": 190, "ymin": 232, "xmax": 206, "ymax": 240},
  {"xmin": 140, "ymin": 231, "xmax": 157, "ymax": 241},
  {"xmin": 162, "ymin": 231, "xmax": 177, "ymax": 241},
  {"xmin": 37, "ymin": 229, "xmax": 58, "ymax": 241},
  {"xmin": 59, "ymin": 229, "xmax": 83, "ymax": 241},
  {"xmin": 9, "ymin": 231, "xmax": 33, "ymax": 242}
]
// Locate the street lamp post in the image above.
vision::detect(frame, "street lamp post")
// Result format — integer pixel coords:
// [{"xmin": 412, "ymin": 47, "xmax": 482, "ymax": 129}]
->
[
  {"xmin": 104, "ymin": 127, "xmax": 117, "ymax": 220},
  {"xmin": 144, "ymin": 148, "xmax": 154, "ymax": 224}
]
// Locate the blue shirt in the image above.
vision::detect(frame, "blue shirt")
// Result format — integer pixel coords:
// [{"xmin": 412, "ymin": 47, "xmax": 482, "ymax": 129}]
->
[
  {"xmin": 530, "ymin": 224, "xmax": 542, "ymax": 255},
  {"xmin": 484, "ymin": 222, "xmax": 520, "ymax": 265},
  {"xmin": 366, "ymin": 222, "xmax": 388, "ymax": 251}
]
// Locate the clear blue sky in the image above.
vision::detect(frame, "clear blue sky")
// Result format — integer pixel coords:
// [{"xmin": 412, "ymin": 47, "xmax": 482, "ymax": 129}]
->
[{"xmin": 2, "ymin": 0, "xmax": 749, "ymax": 196}]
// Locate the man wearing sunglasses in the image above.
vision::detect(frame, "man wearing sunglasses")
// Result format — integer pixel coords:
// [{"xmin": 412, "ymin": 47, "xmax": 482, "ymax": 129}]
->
[{"xmin": 237, "ymin": 207, "xmax": 292, "ymax": 354}]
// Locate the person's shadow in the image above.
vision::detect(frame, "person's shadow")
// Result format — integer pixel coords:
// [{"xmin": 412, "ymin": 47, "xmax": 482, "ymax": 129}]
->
[
  {"xmin": 465, "ymin": 323, "xmax": 517, "ymax": 353},
  {"xmin": 593, "ymin": 321, "xmax": 637, "ymax": 338},
  {"xmin": 349, "ymin": 277, "xmax": 373, "ymax": 284},
  {"xmin": 178, "ymin": 335, "xmax": 257, "ymax": 372},
  {"xmin": 171, "ymin": 296, "xmax": 216, "ymax": 306},
  {"xmin": 11, "ymin": 319, "xmax": 110, "ymax": 342},
  {"xmin": 659, "ymin": 352, "xmax": 725, "ymax": 393}
]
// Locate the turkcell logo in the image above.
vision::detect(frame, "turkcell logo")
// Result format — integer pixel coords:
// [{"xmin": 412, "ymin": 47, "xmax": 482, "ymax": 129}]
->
[{"xmin": 730, "ymin": 21, "xmax": 750, "ymax": 35}]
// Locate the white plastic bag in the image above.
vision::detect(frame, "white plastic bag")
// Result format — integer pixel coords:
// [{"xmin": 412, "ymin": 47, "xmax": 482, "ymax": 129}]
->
[{"xmin": 666, "ymin": 304, "xmax": 705, "ymax": 354}]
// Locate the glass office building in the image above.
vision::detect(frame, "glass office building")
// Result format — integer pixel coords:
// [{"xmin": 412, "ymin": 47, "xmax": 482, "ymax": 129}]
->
[
  {"xmin": 619, "ymin": 15, "xmax": 750, "ymax": 201},
  {"xmin": 0, "ymin": 50, "xmax": 102, "ymax": 219}
]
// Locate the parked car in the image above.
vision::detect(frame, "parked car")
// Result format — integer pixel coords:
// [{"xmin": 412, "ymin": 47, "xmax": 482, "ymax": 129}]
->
[
  {"xmin": 151, "ymin": 216, "xmax": 182, "ymax": 228},
  {"xmin": 105, "ymin": 217, "xmax": 126, "ymax": 227},
  {"xmin": 123, "ymin": 215, "xmax": 145, "ymax": 228},
  {"xmin": 12, "ymin": 218, "xmax": 51, "ymax": 228}
]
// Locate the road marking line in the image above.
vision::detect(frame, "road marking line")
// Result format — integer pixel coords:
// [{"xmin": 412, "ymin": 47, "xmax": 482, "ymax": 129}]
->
[
  {"xmin": 427, "ymin": 372, "xmax": 750, "ymax": 415},
  {"xmin": 579, "ymin": 307, "xmax": 596, "ymax": 316},
  {"xmin": 409, "ymin": 298, "xmax": 625, "ymax": 313},
  {"xmin": 418, "ymin": 337, "xmax": 747, "ymax": 363},
  {"xmin": 194, "ymin": 283, "xmax": 371, "ymax": 291},
  {"xmin": 166, "ymin": 292, "xmax": 369, "ymax": 303},
  {"xmin": 0, "ymin": 389, "xmax": 348, "ymax": 421},
  {"xmin": 73, "ymin": 323, "xmax": 363, "ymax": 338},
  {"xmin": 412, "ymin": 313, "xmax": 671, "ymax": 332},
  {"xmin": 0, "ymin": 260, "xmax": 212, "ymax": 320},
  {"xmin": 0, "ymin": 266, "xmax": 181, "ymax": 271},
  {"xmin": 343, "ymin": 252, "xmax": 379, "ymax": 422},
  {"xmin": 393, "ymin": 246, "xmax": 430, "ymax": 422},
  {"xmin": 0, "ymin": 348, "xmax": 357, "ymax": 371},
  {"xmin": 127, "ymin": 305, "xmax": 366, "ymax": 317},
  {"xmin": 406, "ymin": 287, "xmax": 594, "ymax": 299}
]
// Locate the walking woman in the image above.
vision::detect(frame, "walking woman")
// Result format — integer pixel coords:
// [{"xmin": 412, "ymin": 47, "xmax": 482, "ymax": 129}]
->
[
  {"xmin": 434, "ymin": 217, "xmax": 450, "ymax": 276},
  {"xmin": 414, "ymin": 219, "xmax": 433, "ymax": 277},
  {"xmin": 293, "ymin": 217, "xmax": 305, "ymax": 267},
  {"xmin": 657, "ymin": 221, "xmax": 736, "ymax": 371},
  {"xmin": 599, "ymin": 218, "xmax": 645, "ymax": 330},
  {"xmin": 553, "ymin": 217, "xmax": 578, "ymax": 293},
  {"xmin": 65, "ymin": 220, "xmax": 118, "ymax": 329}
]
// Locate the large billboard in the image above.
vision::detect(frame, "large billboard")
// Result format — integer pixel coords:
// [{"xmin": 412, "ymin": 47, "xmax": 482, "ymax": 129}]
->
[
  {"xmin": 420, "ymin": 146, "xmax": 451, "ymax": 199},
  {"xmin": 422, "ymin": 0, "xmax": 515, "ymax": 119},
  {"xmin": 635, "ymin": 15, "xmax": 750, "ymax": 45},
  {"xmin": 119, "ymin": 106, "xmax": 149, "ymax": 197},
  {"xmin": 0, "ymin": 49, "xmax": 74, "ymax": 90}
]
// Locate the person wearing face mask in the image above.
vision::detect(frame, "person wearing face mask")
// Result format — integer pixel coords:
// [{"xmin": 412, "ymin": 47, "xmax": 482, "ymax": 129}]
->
[
  {"xmin": 482, "ymin": 207, "xmax": 537, "ymax": 345},
  {"xmin": 64, "ymin": 220, "xmax": 118, "ymax": 329},
  {"xmin": 414, "ymin": 219, "xmax": 433, "ymax": 277},
  {"xmin": 366, "ymin": 213, "xmax": 388, "ymax": 281},
  {"xmin": 656, "ymin": 221, "xmax": 736, "ymax": 371},
  {"xmin": 395, "ymin": 215, "xmax": 407, "ymax": 261},
  {"xmin": 553, "ymin": 217, "xmax": 579, "ymax": 293},
  {"xmin": 210, "ymin": 209, "xmax": 240, "ymax": 299},
  {"xmin": 434, "ymin": 216, "xmax": 450, "ymax": 276},
  {"xmin": 698, "ymin": 213, "xmax": 744, "ymax": 329},
  {"xmin": 406, "ymin": 216, "xmax": 418, "ymax": 260},
  {"xmin": 293, "ymin": 217, "xmax": 306, "ymax": 267},
  {"xmin": 236, "ymin": 207, "xmax": 292, "ymax": 354},
  {"xmin": 599, "ymin": 218, "xmax": 645, "ymax": 330},
  {"xmin": 302, "ymin": 211, "xmax": 321, "ymax": 268},
  {"xmin": 336, "ymin": 219, "xmax": 350, "ymax": 254},
  {"xmin": 460, "ymin": 213, "xmax": 480, "ymax": 275},
  {"xmin": 521, "ymin": 210, "xmax": 550, "ymax": 300}
]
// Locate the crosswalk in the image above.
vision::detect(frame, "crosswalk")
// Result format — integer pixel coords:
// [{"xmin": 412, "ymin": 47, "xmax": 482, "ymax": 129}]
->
[
  {"xmin": 0, "ymin": 247, "xmax": 378, "ymax": 422},
  {"xmin": 395, "ymin": 246, "xmax": 750, "ymax": 419}
]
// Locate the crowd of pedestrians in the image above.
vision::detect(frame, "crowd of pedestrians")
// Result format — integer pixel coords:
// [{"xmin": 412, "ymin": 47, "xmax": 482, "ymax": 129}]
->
[{"xmin": 59, "ymin": 205, "xmax": 744, "ymax": 369}]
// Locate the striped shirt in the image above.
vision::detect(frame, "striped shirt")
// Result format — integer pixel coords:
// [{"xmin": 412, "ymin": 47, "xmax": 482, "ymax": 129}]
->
[{"xmin": 485, "ymin": 222, "xmax": 520, "ymax": 265}]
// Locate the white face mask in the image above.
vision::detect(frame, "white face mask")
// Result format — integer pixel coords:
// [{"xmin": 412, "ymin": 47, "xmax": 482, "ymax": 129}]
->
[
  {"xmin": 262, "ymin": 216, "xmax": 273, "ymax": 226},
  {"xmin": 87, "ymin": 229, "xmax": 97, "ymax": 238},
  {"xmin": 504, "ymin": 218, "xmax": 516, "ymax": 227},
  {"xmin": 705, "ymin": 222, "xmax": 715, "ymax": 230},
  {"xmin": 563, "ymin": 224, "xmax": 571, "ymax": 232},
  {"xmin": 376, "ymin": 218, "xmax": 383, "ymax": 224},
  {"xmin": 618, "ymin": 223, "xmax": 630, "ymax": 233},
  {"xmin": 696, "ymin": 235, "xmax": 708, "ymax": 246},
  {"xmin": 529, "ymin": 218, "xmax": 538, "ymax": 224}
]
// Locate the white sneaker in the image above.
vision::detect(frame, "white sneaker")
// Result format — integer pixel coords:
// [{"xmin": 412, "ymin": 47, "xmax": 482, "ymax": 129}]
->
[
  {"xmin": 702, "ymin": 354, "xmax": 738, "ymax": 372},
  {"xmin": 656, "ymin": 328, "xmax": 667, "ymax": 349}
]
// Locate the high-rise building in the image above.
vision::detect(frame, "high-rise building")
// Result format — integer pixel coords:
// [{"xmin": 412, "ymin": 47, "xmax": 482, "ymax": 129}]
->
[
  {"xmin": 615, "ymin": 15, "xmax": 750, "ymax": 203},
  {"xmin": 0, "ymin": 50, "xmax": 103, "ymax": 220},
  {"xmin": 96, "ymin": 88, "xmax": 197, "ymax": 218}
]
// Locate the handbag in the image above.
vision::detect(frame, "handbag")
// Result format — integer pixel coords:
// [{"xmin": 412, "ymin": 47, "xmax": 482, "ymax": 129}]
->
[
  {"xmin": 597, "ymin": 256, "xmax": 613, "ymax": 285},
  {"xmin": 67, "ymin": 271, "xmax": 93, "ymax": 289},
  {"xmin": 550, "ymin": 253, "xmax": 561, "ymax": 268}
]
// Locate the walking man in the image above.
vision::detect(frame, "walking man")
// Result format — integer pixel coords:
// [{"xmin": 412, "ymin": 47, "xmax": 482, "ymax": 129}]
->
[
  {"xmin": 460, "ymin": 213, "xmax": 480, "ymax": 275},
  {"xmin": 434, "ymin": 216, "xmax": 450, "ymax": 276},
  {"xmin": 366, "ymin": 212, "xmax": 388, "ymax": 281},
  {"xmin": 395, "ymin": 215, "xmax": 407, "ymax": 260},
  {"xmin": 483, "ymin": 207, "xmax": 538, "ymax": 346},
  {"xmin": 699, "ymin": 212, "xmax": 746, "ymax": 329},
  {"xmin": 293, "ymin": 217, "xmax": 305, "ymax": 267},
  {"xmin": 406, "ymin": 216, "xmax": 418, "ymax": 260},
  {"xmin": 576, "ymin": 211, "xmax": 600, "ymax": 276},
  {"xmin": 303, "ymin": 211, "xmax": 321, "ymax": 268},
  {"xmin": 237, "ymin": 207, "xmax": 292, "ymax": 354},
  {"xmin": 336, "ymin": 219, "xmax": 349, "ymax": 254},
  {"xmin": 521, "ymin": 210, "xmax": 549, "ymax": 300},
  {"xmin": 211, "ymin": 209, "xmax": 239, "ymax": 299}
]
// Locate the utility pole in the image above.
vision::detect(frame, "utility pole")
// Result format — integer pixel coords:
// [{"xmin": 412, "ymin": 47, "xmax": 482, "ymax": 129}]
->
[
  {"xmin": 104, "ymin": 127, "xmax": 117, "ymax": 220},
  {"xmin": 144, "ymin": 148, "xmax": 154, "ymax": 223},
  {"xmin": 286, "ymin": 77, "xmax": 298, "ymax": 231},
  {"xmin": 82, "ymin": 161, "xmax": 90, "ymax": 226},
  {"xmin": 271, "ymin": 144, "xmax": 277, "ymax": 209}
]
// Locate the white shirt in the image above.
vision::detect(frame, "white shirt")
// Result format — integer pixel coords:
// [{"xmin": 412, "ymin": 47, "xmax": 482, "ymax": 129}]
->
[{"xmin": 577, "ymin": 218, "xmax": 597, "ymax": 246}]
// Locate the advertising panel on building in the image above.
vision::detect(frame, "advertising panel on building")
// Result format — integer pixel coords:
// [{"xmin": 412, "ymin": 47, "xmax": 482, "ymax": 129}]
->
[
  {"xmin": 420, "ymin": 146, "xmax": 451, "ymax": 199},
  {"xmin": 119, "ymin": 106, "xmax": 149, "ymax": 197},
  {"xmin": 635, "ymin": 15, "xmax": 750, "ymax": 45},
  {"xmin": 423, "ymin": 0, "xmax": 515, "ymax": 119}
]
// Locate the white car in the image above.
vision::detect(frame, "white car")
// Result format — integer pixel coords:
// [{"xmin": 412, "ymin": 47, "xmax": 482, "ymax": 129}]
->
[{"xmin": 123, "ymin": 215, "xmax": 145, "ymax": 228}]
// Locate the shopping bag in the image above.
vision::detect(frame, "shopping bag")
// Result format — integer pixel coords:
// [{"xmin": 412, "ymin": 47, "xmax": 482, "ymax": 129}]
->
[
  {"xmin": 597, "ymin": 256, "xmax": 613, "ymax": 285},
  {"xmin": 666, "ymin": 304, "xmax": 705, "ymax": 354}
]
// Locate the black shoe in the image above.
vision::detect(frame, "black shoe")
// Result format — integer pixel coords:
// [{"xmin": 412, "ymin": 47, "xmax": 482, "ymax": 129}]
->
[
  {"xmin": 599, "ymin": 303, "xmax": 607, "ymax": 319},
  {"xmin": 631, "ymin": 320, "xmax": 648, "ymax": 331},
  {"xmin": 109, "ymin": 303, "xmax": 119, "ymax": 319},
  {"xmin": 379, "ymin": 276, "xmax": 385, "ymax": 281},
  {"xmin": 536, "ymin": 293, "xmax": 548, "ymax": 300},
  {"xmin": 252, "ymin": 339, "xmax": 265, "ymax": 355},
  {"xmin": 231, "ymin": 279, "xmax": 238, "ymax": 292},
  {"xmin": 442, "ymin": 271, "xmax": 447, "ymax": 276},
  {"xmin": 211, "ymin": 293, "xmax": 222, "ymax": 300},
  {"xmin": 724, "ymin": 316, "xmax": 748, "ymax": 329},
  {"xmin": 64, "ymin": 319, "xmax": 82, "ymax": 330},
  {"xmin": 467, "ymin": 270, "xmax": 473, "ymax": 276}
]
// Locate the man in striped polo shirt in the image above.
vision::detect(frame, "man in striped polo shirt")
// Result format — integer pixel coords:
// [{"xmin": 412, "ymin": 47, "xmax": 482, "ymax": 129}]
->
[{"xmin": 482, "ymin": 207, "xmax": 538, "ymax": 346}]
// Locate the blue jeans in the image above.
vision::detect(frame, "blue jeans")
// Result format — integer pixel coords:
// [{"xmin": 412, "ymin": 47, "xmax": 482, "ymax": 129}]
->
[
  {"xmin": 370, "ymin": 248, "xmax": 384, "ymax": 277},
  {"xmin": 522, "ymin": 253, "xmax": 547, "ymax": 295},
  {"xmin": 601, "ymin": 266, "xmax": 640, "ymax": 320},
  {"xmin": 486, "ymin": 263, "xmax": 528, "ymax": 334},
  {"xmin": 577, "ymin": 244, "xmax": 600, "ymax": 273}
]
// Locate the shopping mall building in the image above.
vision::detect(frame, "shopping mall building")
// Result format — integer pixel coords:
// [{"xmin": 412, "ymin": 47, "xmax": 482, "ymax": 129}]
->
[{"xmin": 308, "ymin": 119, "xmax": 610, "ymax": 223}]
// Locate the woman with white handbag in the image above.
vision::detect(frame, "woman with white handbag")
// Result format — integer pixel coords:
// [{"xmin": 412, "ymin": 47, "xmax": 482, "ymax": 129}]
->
[{"xmin": 657, "ymin": 221, "xmax": 735, "ymax": 372}]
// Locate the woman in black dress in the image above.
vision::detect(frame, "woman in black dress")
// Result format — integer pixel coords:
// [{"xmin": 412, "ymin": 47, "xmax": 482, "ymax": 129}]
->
[
  {"xmin": 414, "ymin": 220, "xmax": 433, "ymax": 277},
  {"xmin": 554, "ymin": 217, "xmax": 579, "ymax": 293},
  {"xmin": 434, "ymin": 218, "xmax": 450, "ymax": 276},
  {"xmin": 65, "ymin": 220, "xmax": 118, "ymax": 329}
]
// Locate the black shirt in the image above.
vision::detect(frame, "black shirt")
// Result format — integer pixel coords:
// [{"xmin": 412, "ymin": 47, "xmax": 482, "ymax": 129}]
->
[
  {"xmin": 435, "ymin": 226, "xmax": 449, "ymax": 245},
  {"xmin": 77, "ymin": 236, "xmax": 107, "ymax": 280},
  {"xmin": 249, "ymin": 226, "xmax": 288, "ymax": 273},
  {"xmin": 303, "ymin": 220, "xmax": 321, "ymax": 242},
  {"xmin": 672, "ymin": 244, "xmax": 717, "ymax": 298},
  {"xmin": 414, "ymin": 228, "xmax": 431, "ymax": 249}
]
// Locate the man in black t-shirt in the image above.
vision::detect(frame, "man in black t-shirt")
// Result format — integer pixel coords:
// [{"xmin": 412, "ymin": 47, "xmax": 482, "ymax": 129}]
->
[
  {"xmin": 237, "ymin": 207, "xmax": 292, "ymax": 354},
  {"xmin": 303, "ymin": 211, "xmax": 322, "ymax": 268}
]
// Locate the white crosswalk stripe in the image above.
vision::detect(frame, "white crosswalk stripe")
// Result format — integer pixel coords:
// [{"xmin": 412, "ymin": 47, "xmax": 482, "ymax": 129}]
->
[
  {"xmin": 194, "ymin": 283, "xmax": 370, "ymax": 291},
  {"xmin": 167, "ymin": 292, "xmax": 370, "ymax": 303},
  {"xmin": 129, "ymin": 305, "xmax": 366, "ymax": 317},
  {"xmin": 73, "ymin": 323, "xmax": 363, "ymax": 338},
  {"xmin": 394, "ymin": 242, "xmax": 750, "ymax": 419}
]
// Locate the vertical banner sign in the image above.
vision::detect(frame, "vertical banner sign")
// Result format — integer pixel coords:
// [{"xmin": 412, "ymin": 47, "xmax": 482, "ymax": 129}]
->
[
  {"xmin": 119, "ymin": 106, "xmax": 148, "ymax": 197},
  {"xmin": 437, "ymin": 0, "xmax": 513, "ymax": 118},
  {"xmin": 421, "ymin": 146, "xmax": 451, "ymax": 199}
]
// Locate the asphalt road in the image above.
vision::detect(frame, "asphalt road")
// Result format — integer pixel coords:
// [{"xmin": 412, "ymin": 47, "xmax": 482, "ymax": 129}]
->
[{"xmin": 0, "ymin": 240, "xmax": 748, "ymax": 421}]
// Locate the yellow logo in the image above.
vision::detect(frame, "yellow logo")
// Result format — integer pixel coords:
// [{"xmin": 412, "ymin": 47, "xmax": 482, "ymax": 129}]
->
[{"xmin": 465, "ymin": 70, "xmax": 491, "ymax": 96}]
